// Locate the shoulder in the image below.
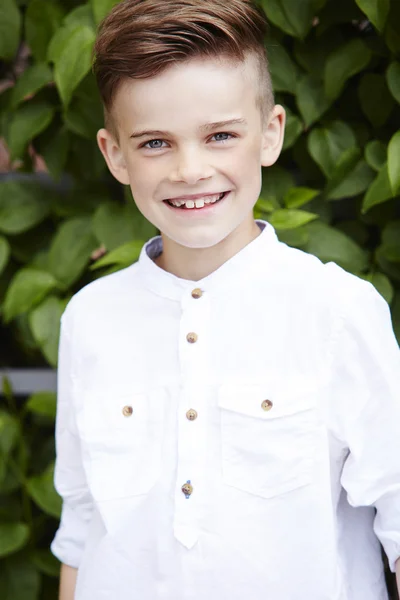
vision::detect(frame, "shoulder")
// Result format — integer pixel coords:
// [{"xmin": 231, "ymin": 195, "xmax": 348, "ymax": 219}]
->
[
  {"xmin": 274, "ymin": 240, "xmax": 380, "ymax": 313},
  {"xmin": 61, "ymin": 261, "xmax": 141, "ymax": 326}
]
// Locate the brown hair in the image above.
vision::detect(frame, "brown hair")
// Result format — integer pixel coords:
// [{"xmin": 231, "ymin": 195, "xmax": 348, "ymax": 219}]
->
[{"xmin": 92, "ymin": 0, "xmax": 274, "ymax": 140}]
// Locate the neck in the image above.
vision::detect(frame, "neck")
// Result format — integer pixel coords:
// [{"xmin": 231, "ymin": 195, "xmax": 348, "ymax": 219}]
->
[{"xmin": 154, "ymin": 218, "xmax": 261, "ymax": 281}]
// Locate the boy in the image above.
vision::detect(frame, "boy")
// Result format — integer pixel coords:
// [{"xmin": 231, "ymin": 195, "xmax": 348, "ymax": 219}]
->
[{"xmin": 50, "ymin": 0, "xmax": 400, "ymax": 598}]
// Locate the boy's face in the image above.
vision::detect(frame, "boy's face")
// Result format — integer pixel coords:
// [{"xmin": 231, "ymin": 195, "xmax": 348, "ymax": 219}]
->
[{"xmin": 97, "ymin": 55, "xmax": 285, "ymax": 250}]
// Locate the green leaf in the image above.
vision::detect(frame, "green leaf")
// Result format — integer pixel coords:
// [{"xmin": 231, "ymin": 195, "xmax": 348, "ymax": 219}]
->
[
  {"xmin": 26, "ymin": 0, "xmax": 65, "ymax": 62},
  {"xmin": 93, "ymin": 203, "xmax": 140, "ymax": 251},
  {"xmin": 91, "ymin": 0, "xmax": 121, "ymax": 26},
  {"xmin": 358, "ymin": 74, "xmax": 394, "ymax": 128},
  {"xmin": 307, "ymin": 121, "xmax": 356, "ymax": 178},
  {"xmin": 284, "ymin": 187, "xmax": 320, "ymax": 208},
  {"xmin": 362, "ymin": 163, "xmax": 394, "ymax": 213},
  {"xmin": 3, "ymin": 269, "xmax": 58, "ymax": 323},
  {"xmin": 293, "ymin": 29, "xmax": 343, "ymax": 74},
  {"xmin": 365, "ymin": 140, "xmax": 387, "ymax": 171},
  {"xmin": 63, "ymin": 4, "xmax": 95, "ymax": 29},
  {"xmin": 296, "ymin": 75, "xmax": 333, "ymax": 127},
  {"xmin": 0, "ymin": 554, "xmax": 41, "ymax": 600},
  {"xmin": 305, "ymin": 221, "xmax": 368, "ymax": 272},
  {"xmin": 261, "ymin": 0, "xmax": 316, "ymax": 39},
  {"xmin": 0, "ymin": 523, "xmax": 30, "ymax": 558},
  {"xmin": 0, "ymin": 410, "xmax": 20, "ymax": 455},
  {"xmin": 38, "ymin": 126, "xmax": 70, "ymax": 181},
  {"xmin": 387, "ymin": 62, "xmax": 400, "ymax": 104},
  {"xmin": 48, "ymin": 217, "xmax": 98, "ymax": 288},
  {"xmin": 359, "ymin": 272, "xmax": 394, "ymax": 304},
  {"xmin": 0, "ymin": 180, "xmax": 52, "ymax": 234},
  {"xmin": 9, "ymin": 64, "xmax": 53, "ymax": 109},
  {"xmin": 380, "ymin": 221, "xmax": 400, "ymax": 263},
  {"xmin": 25, "ymin": 391, "xmax": 57, "ymax": 420},
  {"xmin": 325, "ymin": 151, "xmax": 375, "ymax": 200},
  {"xmin": 355, "ymin": 0, "xmax": 390, "ymax": 31},
  {"xmin": 90, "ymin": 239, "xmax": 144, "ymax": 270},
  {"xmin": 388, "ymin": 130, "xmax": 400, "ymax": 196},
  {"xmin": 52, "ymin": 25, "xmax": 96, "ymax": 107},
  {"xmin": 267, "ymin": 41, "xmax": 299, "ymax": 93},
  {"xmin": 7, "ymin": 102, "xmax": 55, "ymax": 160},
  {"xmin": 27, "ymin": 463, "xmax": 62, "ymax": 518},
  {"xmin": 0, "ymin": 236, "xmax": 10, "ymax": 276},
  {"xmin": 64, "ymin": 94, "xmax": 104, "ymax": 140},
  {"xmin": 0, "ymin": 0, "xmax": 21, "ymax": 61},
  {"xmin": 261, "ymin": 165, "xmax": 295, "ymax": 206},
  {"xmin": 268, "ymin": 209, "xmax": 318, "ymax": 230},
  {"xmin": 282, "ymin": 110, "xmax": 303, "ymax": 151},
  {"xmin": 29, "ymin": 297, "xmax": 65, "ymax": 367},
  {"xmin": 324, "ymin": 39, "xmax": 372, "ymax": 100},
  {"xmin": 30, "ymin": 549, "xmax": 60, "ymax": 578},
  {"xmin": 276, "ymin": 227, "xmax": 309, "ymax": 248}
]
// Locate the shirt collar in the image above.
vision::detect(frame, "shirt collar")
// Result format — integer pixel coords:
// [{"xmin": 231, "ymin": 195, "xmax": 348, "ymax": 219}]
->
[{"xmin": 137, "ymin": 220, "xmax": 279, "ymax": 301}]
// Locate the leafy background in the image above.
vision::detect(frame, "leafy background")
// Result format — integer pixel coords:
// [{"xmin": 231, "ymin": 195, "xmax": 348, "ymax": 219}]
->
[{"xmin": 0, "ymin": 0, "xmax": 399, "ymax": 597}]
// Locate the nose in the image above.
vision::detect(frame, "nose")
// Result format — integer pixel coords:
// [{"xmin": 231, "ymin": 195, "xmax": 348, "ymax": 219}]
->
[{"xmin": 169, "ymin": 146, "xmax": 213, "ymax": 184}]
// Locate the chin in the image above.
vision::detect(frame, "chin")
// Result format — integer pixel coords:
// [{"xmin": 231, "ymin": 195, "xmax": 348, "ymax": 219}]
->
[{"xmin": 167, "ymin": 227, "xmax": 232, "ymax": 250}]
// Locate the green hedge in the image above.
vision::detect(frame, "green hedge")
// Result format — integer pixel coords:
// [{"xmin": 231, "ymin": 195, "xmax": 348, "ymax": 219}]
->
[{"xmin": 0, "ymin": 0, "xmax": 399, "ymax": 597}]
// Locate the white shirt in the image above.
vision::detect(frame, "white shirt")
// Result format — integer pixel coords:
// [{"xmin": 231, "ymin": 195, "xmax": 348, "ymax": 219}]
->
[{"xmin": 51, "ymin": 220, "xmax": 400, "ymax": 600}]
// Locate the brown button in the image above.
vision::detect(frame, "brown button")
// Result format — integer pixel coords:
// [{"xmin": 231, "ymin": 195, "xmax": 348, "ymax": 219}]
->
[
  {"xmin": 186, "ymin": 409, "xmax": 198, "ymax": 421},
  {"xmin": 191, "ymin": 288, "xmax": 203, "ymax": 299},
  {"xmin": 122, "ymin": 405, "xmax": 133, "ymax": 417},
  {"xmin": 261, "ymin": 399, "xmax": 273, "ymax": 412},
  {"xmin": 186, "ymin": 332, "xmax": 198, "ymax": 344},
  {"xmin": 181, "ymin": 481, "xmax": 193, "ymax": 497}
]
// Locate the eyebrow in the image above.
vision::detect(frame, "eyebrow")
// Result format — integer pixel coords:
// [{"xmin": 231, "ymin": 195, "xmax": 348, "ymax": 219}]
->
[{"xmin": 129, "ymin": 118, "xmax": 248, "ymax": 139}]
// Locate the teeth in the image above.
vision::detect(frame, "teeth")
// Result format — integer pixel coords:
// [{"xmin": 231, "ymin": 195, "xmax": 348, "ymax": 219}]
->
[{"xmin": 168, "ymin": 192, "xmax": 225, "ymax": 208}]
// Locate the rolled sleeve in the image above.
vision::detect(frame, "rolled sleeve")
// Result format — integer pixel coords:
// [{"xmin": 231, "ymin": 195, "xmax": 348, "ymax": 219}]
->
[
  {"xmin": 50, "ymin": 307, "xmax": 94, "ymax": 568},
  {"xmin": 333, "ymin": 274, "xmax": 400, "ymax": 572}
]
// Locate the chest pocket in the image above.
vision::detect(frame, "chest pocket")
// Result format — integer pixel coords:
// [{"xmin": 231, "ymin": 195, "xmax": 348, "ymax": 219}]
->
[
  {"xmin": 218, "ymin": 382, "xmax": 318, "ymax": 499},
  {"xmin": 77, "ymin": 387, "xmax": 167, "ymax": 502}
]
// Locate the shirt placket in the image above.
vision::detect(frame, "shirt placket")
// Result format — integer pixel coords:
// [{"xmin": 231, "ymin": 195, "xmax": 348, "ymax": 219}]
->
[{"xmin": 173, "ymin": 286, "xmax": 210, "ymax": 549}]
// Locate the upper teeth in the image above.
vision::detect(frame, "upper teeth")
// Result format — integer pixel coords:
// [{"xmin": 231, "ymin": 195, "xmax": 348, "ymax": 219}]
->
[{"xmin": 168, "ymin": 192, "xmax": 224, "ymax": 208}]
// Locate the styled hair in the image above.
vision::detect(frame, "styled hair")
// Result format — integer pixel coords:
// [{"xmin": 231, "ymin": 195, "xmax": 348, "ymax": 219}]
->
[{"xmin": 92, "ymin": 0, "xmax": 274, "ymax": 139}]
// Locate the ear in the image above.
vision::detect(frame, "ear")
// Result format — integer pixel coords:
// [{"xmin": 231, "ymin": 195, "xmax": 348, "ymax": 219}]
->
[
  {"xmin": 96, "ymin": 128, "xmax": 130, "ymax": 185},
  {"xmin": 260, "ymin": 105, "xmax": 286, "ymax": 168}
]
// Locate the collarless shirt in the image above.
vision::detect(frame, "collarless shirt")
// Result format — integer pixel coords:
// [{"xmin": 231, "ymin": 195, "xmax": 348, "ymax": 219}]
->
[{"xmin": 50, "ymin": 220, "xmax": 400, "ymax": 600}]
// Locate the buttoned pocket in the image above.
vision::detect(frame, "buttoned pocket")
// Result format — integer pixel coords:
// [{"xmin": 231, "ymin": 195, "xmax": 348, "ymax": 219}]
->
[
  {"xmin": 77, "ymin": 388, "xmax": 167, "ymax": 501},
  {"xmin": 218, "ymin": 382, "xmax": 318, "ymax": 499}
]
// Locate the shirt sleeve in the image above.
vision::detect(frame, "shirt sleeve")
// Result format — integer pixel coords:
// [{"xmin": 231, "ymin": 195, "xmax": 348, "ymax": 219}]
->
[
  {"xmin": 50, "ymin": 306, "xmax": 94, "ymax": 569},
  {"xmin": 332, "ymin": 272, "xmax": 400, "ymax": 572}
]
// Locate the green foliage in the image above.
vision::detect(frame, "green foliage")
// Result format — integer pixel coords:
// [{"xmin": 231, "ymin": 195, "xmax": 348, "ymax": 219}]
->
[{"xmin": 0, "ymin": 0, "xmax": 399, "ymax": 596}]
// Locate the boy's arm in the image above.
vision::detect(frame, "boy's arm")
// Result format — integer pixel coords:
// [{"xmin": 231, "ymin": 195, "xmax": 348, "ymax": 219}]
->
[
  {"xmin": 50, "ymin": 306, "xmax": 94, "ymax": 588},
  {"xmin": 328, "ymin": 269, "xmax": 400, "ymax": 575},
  {"xmin": 59, "ymin": 564, "xmax": 78, "ymax": 600}
]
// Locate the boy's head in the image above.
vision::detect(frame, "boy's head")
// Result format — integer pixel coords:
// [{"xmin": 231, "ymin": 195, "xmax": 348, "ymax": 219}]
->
[{"xmin": 94, "ymin": 0, "xmax": 285, "ymax": 251}]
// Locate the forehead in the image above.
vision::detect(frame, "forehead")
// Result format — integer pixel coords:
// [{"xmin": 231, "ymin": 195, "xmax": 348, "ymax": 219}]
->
[{"xmin": 114, "ymin": 55, "xmax": 260, "ymax": 134}]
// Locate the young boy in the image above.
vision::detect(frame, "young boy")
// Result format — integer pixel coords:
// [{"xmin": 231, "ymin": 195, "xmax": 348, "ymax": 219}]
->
[{"xmin": 50, "ymin": 0, "xmax": 400, "ymax": 598}]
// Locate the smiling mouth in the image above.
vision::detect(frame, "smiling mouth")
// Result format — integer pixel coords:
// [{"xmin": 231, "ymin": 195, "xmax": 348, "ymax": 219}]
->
[{"xmin": 164, "ymin": 191, "xmax": 228, "ymax": 209}]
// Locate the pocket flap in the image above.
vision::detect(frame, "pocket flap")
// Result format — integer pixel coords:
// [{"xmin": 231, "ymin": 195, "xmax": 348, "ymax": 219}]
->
[{"xmin": 218, "ymin": 379, "xmax": 316, "ymax": 420}]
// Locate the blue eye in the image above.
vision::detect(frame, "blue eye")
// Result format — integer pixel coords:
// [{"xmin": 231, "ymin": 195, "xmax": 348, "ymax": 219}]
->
[
  {"xmin": 144, "ymin": 139, "xmax": 165, "ymax": 149},
  {"xmin": 213, "ymin": 133, "xmax": 233, "ymax": 142}
]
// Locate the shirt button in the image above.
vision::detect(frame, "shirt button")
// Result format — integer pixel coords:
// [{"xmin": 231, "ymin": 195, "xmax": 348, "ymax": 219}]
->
[
  {"xmin": 261, "ymin": 399, "xmax": 273, "ymax": 412},
  {"xmin": 191, "ymin": 288, "xmax": 203, "ymax": 299},
  {"xmin": 186, "ymin": 409, "xmax": 198, "ymax": 421},
  {"xmin": 182, "ymin": 481, "xmax": 193, "ymax": 498},
  {"xmin": 122, "ymin": 405, "xmax": 133, "ymax": 417},
  {"xmin": 186, "ymin": 332, "xmax": 198, "ymax": 344}
]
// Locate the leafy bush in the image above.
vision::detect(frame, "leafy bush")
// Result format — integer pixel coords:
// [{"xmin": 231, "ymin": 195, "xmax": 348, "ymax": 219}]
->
[{"xmin": 0, "ymin": 0, "xmax": 399, "ymax": 597}]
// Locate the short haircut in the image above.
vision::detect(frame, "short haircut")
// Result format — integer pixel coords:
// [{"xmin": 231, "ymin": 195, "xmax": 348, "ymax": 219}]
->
[{"xmin": 92, "ymin": 0, "xmax": 274, "ymax": 140}]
